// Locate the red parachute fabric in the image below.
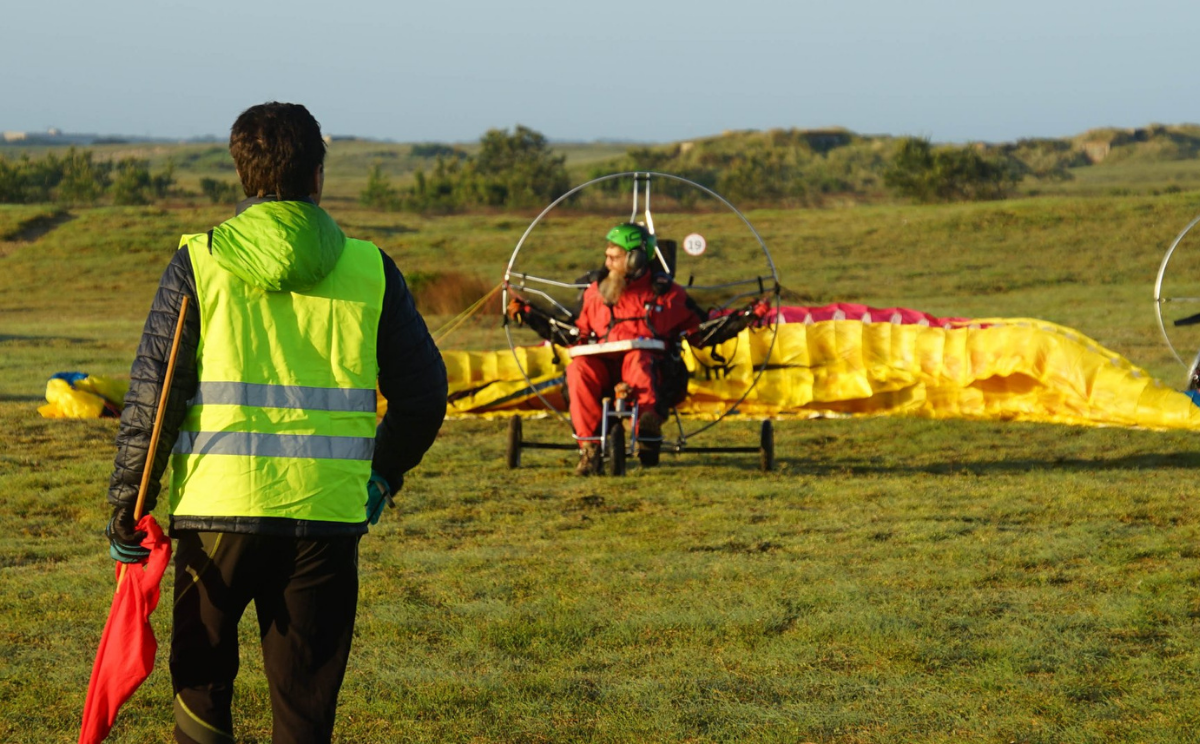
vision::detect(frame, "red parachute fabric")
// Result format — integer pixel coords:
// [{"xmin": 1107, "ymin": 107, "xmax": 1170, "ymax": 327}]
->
[
  {"xmin": 79, "ymin": 514, "xmax": 171, "ymax": 744},
  {"xmin": 771, "ymin": 302, "xmax": 974, "ymax": 328}
]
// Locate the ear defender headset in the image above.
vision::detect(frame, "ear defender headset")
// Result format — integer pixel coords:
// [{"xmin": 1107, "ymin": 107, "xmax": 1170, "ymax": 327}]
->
[{"xmin": 605, "ymin": 223, "xmax": 656, "ymax": 280}]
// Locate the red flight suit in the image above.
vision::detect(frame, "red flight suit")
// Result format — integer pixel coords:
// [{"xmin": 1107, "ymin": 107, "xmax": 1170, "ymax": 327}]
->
[{"xmin": 567, "ymin": 272, "xmax": 701, "ymax": 441}]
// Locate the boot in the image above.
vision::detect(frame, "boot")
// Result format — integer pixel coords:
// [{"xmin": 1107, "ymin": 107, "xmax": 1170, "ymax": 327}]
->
[
  {"xmin": 574, "ymin": 443, "xmax": 601, "ymax": 476},
  {"xmin": 636, "ymin": 411, "xmax": 663, "ymax": 467}
]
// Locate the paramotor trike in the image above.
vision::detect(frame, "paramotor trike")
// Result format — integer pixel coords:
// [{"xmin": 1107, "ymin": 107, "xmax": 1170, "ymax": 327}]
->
[{"xmin": 501, "ymin": 172, "xmax": 782, "ymax": 475}]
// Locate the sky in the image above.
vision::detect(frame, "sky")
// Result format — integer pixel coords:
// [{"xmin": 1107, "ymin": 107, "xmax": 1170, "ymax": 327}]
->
[{"xmin": 2, "ymin": 0, "xmax": 1198, "ymax": 145}]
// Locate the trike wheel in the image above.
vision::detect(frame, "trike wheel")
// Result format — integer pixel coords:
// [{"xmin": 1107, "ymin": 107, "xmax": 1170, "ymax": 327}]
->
[
  {"xmin": 606, "ymin": 421, "xmax": 626, "ymax": 476},
  {"xmin": 506, "ymin": 415, "xmax": 522, "ymax": 469},
  {"xmin": 759, "ymin": 420, "xmax": 775, "ymax": 472}
]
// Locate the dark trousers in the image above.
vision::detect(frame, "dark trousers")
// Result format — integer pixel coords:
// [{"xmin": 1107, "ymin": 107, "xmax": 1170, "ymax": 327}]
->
[{"xmin": 169, "ymin": 531, "xmax": 360, "ymax": 744}]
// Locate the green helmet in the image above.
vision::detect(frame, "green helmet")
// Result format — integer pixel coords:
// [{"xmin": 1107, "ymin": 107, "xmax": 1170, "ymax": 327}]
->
[{"xmin": 605, "ymin": 223, "xmax": 655, "ymax": 253}]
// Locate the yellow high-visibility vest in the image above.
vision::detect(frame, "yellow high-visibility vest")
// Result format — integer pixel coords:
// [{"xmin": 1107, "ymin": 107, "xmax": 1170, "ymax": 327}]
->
[{"xmin": 170, "ymin": 201, "xmax": 384, "ymax": 523}]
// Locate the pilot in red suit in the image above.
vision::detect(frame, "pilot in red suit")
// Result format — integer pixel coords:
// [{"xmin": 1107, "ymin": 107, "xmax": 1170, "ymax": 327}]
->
[
  {"xmin": 566, "ymin": 223, "xmax": 702, "ymax": 474},
  {"xmin": 506, "ymin": 222, "xmax": 769, "ymax": 475}
]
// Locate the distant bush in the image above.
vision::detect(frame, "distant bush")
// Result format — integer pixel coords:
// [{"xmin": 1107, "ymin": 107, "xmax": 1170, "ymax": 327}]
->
[
  {"xmin": 884, "ymin": 138, "xmax": 1022, "ymax": 203},
  {"xmin": 55, "ymin": 149, "xmax": 110, "ymax": 204},
  {"xmin": 153, "ymin": 160, "xmax": 176, "ymax": 198},
  {"xmin": 0, "ymin": 148, "xmax": 175, "ymax": 205},
  {"xmin": 110, "ymin": 159, "xmax": 152, "ymax": 205},
  {"xmin": 111, "ymin": 158, "xmax": 175, "ymax": 205},
  {"xmin": 359, "ymin": 163, "xmax": 401, "ymax": 210},
  {"xmin": 0, "ymin": 154, "xmax": 63, "ymax": 202},
  {"xmin": 404, "ymin": 157, "xmax": 465, "ymax": 213},
  {"xmin": 411, "ymin": 143, "xmax": 465, "ymax": 159},
  {"xmin": 389, "ymin": 126, "xmax": 570, "ymax": 213},
  {"xmin": 199, "ymin": 177, "xmax": 242, "ymax": 204}
]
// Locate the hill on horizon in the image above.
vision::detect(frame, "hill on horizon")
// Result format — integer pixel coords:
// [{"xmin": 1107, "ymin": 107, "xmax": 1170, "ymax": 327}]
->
[{"xmin": 6, "ymin": 122, "xmax": 1200, "ymax": 207}]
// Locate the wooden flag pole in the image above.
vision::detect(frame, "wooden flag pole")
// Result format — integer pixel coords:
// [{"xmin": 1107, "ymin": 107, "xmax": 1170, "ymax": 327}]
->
[{"xmin": 118, "ymin": 295, "xmax": 189, "ymax": 588}]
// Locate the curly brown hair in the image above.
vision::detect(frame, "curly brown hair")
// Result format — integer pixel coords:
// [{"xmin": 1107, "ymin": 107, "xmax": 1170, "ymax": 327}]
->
[{"xmin": 229, "ymin": 102, "xmax": 326, "ymax": 200}]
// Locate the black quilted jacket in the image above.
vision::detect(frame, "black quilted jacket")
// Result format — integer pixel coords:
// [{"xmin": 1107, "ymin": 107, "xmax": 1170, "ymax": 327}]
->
[{"xmin": 107, "ymin": 199, "xmax": 448, "ymax": 537}]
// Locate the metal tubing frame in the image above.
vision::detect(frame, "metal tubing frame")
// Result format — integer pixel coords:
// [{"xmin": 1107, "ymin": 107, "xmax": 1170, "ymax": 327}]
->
[
  {"xmin": 507, "ymin": 271, "xmax": 591, "ymax": 291},
  {"xmin": 502, "ymin": 171, "xmax": 782, "ymax": 442},
  {"xmin": 503, "ymin": 283, "xmax": 578, "ymax": 318},
  {"xmin": 516, "ymin": 439, "xmax": 757, "ymax": 455},
  {"xmin": 1155, "ymin": 213, "xmax": 1200, "ymax": 366},
  {"xmin": 515, "ymin": 397, "xmax": 758, "ymax": 458},
  {"xmin": 568, "ymin": 399, "xmax": 647, "ymax": 458}
]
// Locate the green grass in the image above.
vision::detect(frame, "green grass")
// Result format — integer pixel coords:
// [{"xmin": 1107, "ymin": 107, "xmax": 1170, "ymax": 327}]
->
[
  {"xmin": 4, "ymin": 189, "xmax": 1200, "ymax": 742},
  {"xmin": 1024, "ymin": 160, "xmax": 1200, "ymax": 198},
  {"xmin": 0, "ymin": 205, "xmax": 64, "ymax": 240}
]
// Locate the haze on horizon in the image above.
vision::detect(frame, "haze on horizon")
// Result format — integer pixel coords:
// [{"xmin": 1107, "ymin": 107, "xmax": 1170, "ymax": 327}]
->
[{"xmin": 3, "ymin": 0, "xmax": 1197, "ymax": 145}]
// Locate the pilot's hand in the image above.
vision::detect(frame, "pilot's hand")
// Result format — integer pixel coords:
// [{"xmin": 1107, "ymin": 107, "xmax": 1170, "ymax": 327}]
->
[{"xmin": 506, "ymin": 298, "xmax": 526, "ymax": 323}]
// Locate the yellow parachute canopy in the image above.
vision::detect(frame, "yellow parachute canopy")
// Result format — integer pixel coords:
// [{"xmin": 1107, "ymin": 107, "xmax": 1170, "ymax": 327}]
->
[
  {"xmin": 38, "ymin": 373, "xmax": 129, "ymax": 419},
  {"xmin": 433, "ymin": 315, "xmax": 1200, "ymax": 430},
  {"xmin": 45, "ymin": 310, "xmax": 1199, "ymax": 431}
]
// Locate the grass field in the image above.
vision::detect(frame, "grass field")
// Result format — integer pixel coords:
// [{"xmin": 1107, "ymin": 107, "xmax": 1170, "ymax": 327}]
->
[{"xmin": 4, "ymin": 183, "xmax": 1200, "ymax": 742}]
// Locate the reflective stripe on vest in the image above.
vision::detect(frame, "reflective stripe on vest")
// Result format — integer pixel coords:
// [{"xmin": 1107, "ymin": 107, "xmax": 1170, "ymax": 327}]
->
[
  {"xmin": 174, "ymin": 431, "xmax": 376, "ymax": 460},
  {"xmin": 170, "ymin": 221, "xmax": 385, "ymax": 524},
  {"xmin": 190, "ymin": 381, "xmax": 377, "ymax": 412}
]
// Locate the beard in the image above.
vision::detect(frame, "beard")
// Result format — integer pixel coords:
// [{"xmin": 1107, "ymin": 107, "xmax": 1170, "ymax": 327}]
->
[{"xmin": 598, "ymin": 269, "xmax": 627, "ymax": 305}]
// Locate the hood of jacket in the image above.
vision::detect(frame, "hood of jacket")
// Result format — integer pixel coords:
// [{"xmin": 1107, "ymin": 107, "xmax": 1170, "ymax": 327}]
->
[{"xmin": 210, "ymin": 201, "xmax": 345, "ymax": 292}]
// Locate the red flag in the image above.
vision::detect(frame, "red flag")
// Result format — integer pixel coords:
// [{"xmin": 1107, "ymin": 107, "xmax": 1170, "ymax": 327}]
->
[{"xmin": 79, "ymin": 514, "xmax": 172, "ymax": 744}]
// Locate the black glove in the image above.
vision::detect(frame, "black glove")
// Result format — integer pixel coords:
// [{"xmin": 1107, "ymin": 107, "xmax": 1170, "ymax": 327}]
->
[{"xmin": 106, "ymin": 503, "xmax": 150, "ymax": 563}]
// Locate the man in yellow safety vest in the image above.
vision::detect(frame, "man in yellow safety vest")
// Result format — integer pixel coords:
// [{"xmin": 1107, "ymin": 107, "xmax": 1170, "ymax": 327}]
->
[{"xmin": 104, "ymin": 102, "xmax": 447, "ymax": 743}]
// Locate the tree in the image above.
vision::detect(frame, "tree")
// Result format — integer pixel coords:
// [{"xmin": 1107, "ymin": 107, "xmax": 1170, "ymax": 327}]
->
[
  {"xmin": 472, "ymin": 125, "xmax": 570, "ymax": 208},
  {"xmin": 401, "ymin": 125, "xmax": 570, "ymax": 213}
]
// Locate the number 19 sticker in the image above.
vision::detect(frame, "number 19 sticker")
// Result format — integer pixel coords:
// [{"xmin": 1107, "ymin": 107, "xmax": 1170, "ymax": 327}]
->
[{"xmin": 683, "ymin": 233, "xmax": 707, "ymax": 256}]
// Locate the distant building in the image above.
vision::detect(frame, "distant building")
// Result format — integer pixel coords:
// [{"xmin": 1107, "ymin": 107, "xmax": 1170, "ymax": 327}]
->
[{"xmin": 0, "ymin": 129, "xmax": 102, "ymax": 146}]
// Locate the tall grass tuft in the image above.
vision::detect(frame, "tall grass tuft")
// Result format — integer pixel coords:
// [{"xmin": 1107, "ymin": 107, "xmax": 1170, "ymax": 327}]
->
[{"xmin": 408, "ymin": 270, "xmax": 501, "ymax": 316}]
